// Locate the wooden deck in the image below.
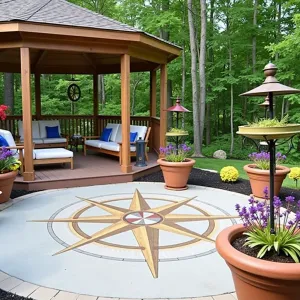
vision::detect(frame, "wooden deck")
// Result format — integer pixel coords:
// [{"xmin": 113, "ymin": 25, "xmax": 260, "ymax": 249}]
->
[{"xmin": 13, "ymin": 152, "xmax": 159, "ymax": 191}]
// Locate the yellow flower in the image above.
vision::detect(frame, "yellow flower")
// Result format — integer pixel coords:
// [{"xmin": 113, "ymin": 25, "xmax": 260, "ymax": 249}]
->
[
  {"xmin": 220, "ymin": 166, "xmax": 239, "ymax": 182},
  {"xmin": 9, "ymin": 164, "xmax": 19, "ymax": 171},
  {"xmin": 289, "ymin": 167, "xmax": 300, "ymax": 186}
]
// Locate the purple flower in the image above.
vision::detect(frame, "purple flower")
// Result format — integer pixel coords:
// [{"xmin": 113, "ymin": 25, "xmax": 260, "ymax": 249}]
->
[
  {"xmin": 263, "ymin": 186, "xmax": 269, "ymax": 197},
  {"xmin": 248, "ymin": 196, "xmax": 255, "ymax": 205},
  {"xmin": 285, "ymin": 196, "xmax": 295, "ymax": 203},
  {"xmin": 296, "ymin": 211, "xmax": 300, "ymax": 222},
  {"xmin": 249, "ymin": 206, "xmax": 257, "ymax": 215},
  {"xmin": 273, "ymin": 196, "xmax": 282, "ymax": 208},
  {"xmin": 235, "ymin": 204, "xmax": 241, "ymax": 212}
]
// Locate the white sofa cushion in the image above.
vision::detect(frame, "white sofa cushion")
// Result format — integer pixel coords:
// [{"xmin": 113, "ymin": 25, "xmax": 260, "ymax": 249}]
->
[
  {"xmin": 21, "ymin": 149, "xmax": 36, "ymax": 159},
  {"xmin": 130, "ymin": 125, "xmax": 147, "ymax": 140},
  {"xmin": 0, "ymin": 129, "xmax": 16, "ymax": 147},
  {"xmin": 85, "ymin": 139, "xmax": 104, "ymax": 148},
  {"xmin": 18, "ymin": 120, "xmax": 40, "ymax": 140},
  {"xmin": 105, "ymin": 123, "xmax": 120, "ymax": 142},
  {"xmin": 34, "ymin": 148, "xmax": 73, "ymax": 160},
  {"xmin": 20, "ymin": 138, "xmax": 44, "ymax": 144},
  {"xmin": 100, "ymin": 141, "xmax": 136, "ymax": 152},
  {"xmin": 39, "ymin": 120, "xmax": 61, "ymax": 139},
  {"xmin": 42, "ymin": 138, "xmax": 67, "ymax": 144}
]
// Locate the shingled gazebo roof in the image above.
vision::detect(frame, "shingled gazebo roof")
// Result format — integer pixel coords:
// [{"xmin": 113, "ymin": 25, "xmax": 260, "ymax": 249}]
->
[
  {"xmin": 0, "ymin": 0, "xmax": 180, "ymax": 74},
  {"xmin": 0, "ymin": 0, "xmax": 139, "ymax": 32}
]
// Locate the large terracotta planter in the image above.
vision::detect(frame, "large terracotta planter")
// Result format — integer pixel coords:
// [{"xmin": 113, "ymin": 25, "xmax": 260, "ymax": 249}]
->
[
  {"xmin": 157, "ymin": 158, "xmax": 195, "ymax": 190},
  {"xmin": 244, "ymin": 164, "xmax": 290, "ymax": 198},
  {"xmin": 0, "ymin": 171, "xmax": 17, "ymax": 203},
  {"xmin": 216, "ymin": 224, "xmax": 300, "ymax": 300}
]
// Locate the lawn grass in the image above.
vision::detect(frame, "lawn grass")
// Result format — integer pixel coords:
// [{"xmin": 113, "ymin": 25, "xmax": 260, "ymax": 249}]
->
[{"xmin": 193, "ymin": 157, "xmax": 299, "ymax": 189}]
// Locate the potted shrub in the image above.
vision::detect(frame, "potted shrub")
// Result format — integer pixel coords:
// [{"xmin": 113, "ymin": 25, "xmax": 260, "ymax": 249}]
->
[
  {"xmin": 216, "ymin": 192, "xmax": 300, "ymax": 300},
  {"xmin": 0, "ymin": 147, "xmax": 22, "ymax": 203},
  {"xmin": 244, "ymin": 151, "xmax": 289, "ymax": 198},
  {"xmin": 157, "ymin": 143, "xmax": 195, "ymax": 190}
]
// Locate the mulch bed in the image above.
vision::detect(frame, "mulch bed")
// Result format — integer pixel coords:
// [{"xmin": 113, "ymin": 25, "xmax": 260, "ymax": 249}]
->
[
  {"xmin": 136, "ymin": 168, "xmax": 300, "ymax": 211},
  {"xmin": 2, "ymin": 167, "xmax": 300, "ymax": 299}
]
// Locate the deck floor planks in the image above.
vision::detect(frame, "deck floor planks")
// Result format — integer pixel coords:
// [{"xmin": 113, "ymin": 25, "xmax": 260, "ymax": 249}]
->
[{"xmin": 14, "ymin": 152, "xmax": 159, "ymax": 190}]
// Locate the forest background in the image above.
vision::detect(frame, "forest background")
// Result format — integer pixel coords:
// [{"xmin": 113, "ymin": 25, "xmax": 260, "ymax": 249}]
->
[{"xmin": 1, "ymin": 0, "xmax": 300, "ymax": 162}]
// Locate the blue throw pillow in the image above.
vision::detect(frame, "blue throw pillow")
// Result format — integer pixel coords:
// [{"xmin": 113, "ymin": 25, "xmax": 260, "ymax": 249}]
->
[
  {"xmin": 0, "ymin": 136, "xmax": 9, "ymax": 147},
  {"xmin": 46, "ymin": 126, "xmax": 60, "ymax": 138},
  {"xmin": 99, "ymin": 128, "xmax": 112, "ymax": 142},
  {"xmin": 130, "ymin": 132, "xmax": 138, "ymax": 143}
]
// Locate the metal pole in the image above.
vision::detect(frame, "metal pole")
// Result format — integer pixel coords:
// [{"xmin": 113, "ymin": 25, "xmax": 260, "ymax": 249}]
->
[
  {"xmin": 268, "ymin": 92, "xmax": 275, "ymax": 233},
  {"xmin": 176, "ymin": 111, "xmax": 179, "ymax": 155}
]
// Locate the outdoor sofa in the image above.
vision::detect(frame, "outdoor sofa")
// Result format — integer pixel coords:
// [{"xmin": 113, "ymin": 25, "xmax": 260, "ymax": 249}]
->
[
  {"xmin": 0, "ymin": 129, "xmax": 73, "ymax": 172},
  {"xmin": 84, "ymin": 123, "xmax": 151, "ymax": 164},
  {"xmin": 18, "ymin": 120, "xmax": 68, "ymax": 149}
]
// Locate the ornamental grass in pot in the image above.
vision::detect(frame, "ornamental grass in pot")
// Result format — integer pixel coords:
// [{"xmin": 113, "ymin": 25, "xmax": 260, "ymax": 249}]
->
[
  {"xmin": 157, "ymin": 143, "xmax": 195, "ymax": 190},
  {"xmin": 244, "ymin": 151, "xmax": 290, "ymax": 198},
  {"xmin": 216, "ymin": 190, "xmax": 300, "ymax": 300},
  {"xmin": 0, "ymin": 147, "xmax": 22, "ymax": 203}
]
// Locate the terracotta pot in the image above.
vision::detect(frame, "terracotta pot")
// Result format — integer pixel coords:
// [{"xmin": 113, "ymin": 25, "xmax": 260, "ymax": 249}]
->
[
  {"xmin": 216, "ymin": 224, "xmax": 300, "ymax": 300},
  {"xmin": 0, "ymin": 171, "xmax": 17, "ymax": 203},
  {"xmin": 244, "ymin": 164, "xmax": 290, "ymax": 198},
  {"xmin": 157, "ymin": 158, "xmax": 195, "ymax": 190}
]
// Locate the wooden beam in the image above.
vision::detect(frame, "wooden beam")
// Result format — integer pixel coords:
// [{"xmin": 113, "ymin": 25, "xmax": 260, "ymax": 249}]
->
[
  {"xmin": 18, "ymin": 23, "xmax": 140, "ymax": 42},
  {"xmin": 128, "ymin": 46, "xmax": 167, "ymax": 64},
  {"xmin": 33, "ymin": 50, "xmax": 47, "ymax": 69},
  {"xmin": 120, "ymin": 54, "xmax": 132, "ymax": 173},
  {"xmin": 93, "ymin": 73, "xmax": 99, "ymax": 135},
  {"xmin": 82, "ymin": 53, "xmax": 97, "ymax": 71},
  {"xmin": 150, "ymin": 70, "xmax": 157, "ymax": 117},
  {"xmin": 159, "ymin": 64, "xmax": 167, "ymax": 156},
  {"xmin": 35, "ymin": 73, "xmax": 41, "ymax": 119},
  {"xmin": 20, "ymin": 47, "xmax": 35, "ymax": 181}
]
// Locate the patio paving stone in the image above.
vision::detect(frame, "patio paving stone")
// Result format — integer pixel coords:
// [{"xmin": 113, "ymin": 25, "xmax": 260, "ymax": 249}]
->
[
  {"xmin": 52, "ymin": 290, "xmax": 79, "ymax": 299},
  {"xmin": 10, "ymin": 281, "xmax": 39, "ymax": 297},
  {"xmin": 0, "ymin": 276, "xmax": 23, "ymax": 291},
  {"xmin": 30, "ymin": 287, "xmax": 59, "ymax": 300}
]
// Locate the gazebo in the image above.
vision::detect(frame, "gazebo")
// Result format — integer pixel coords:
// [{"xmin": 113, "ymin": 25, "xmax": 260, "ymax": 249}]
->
[{"xmin": 0, "ymin": 0, "xmax": 181, "ymax": 182}]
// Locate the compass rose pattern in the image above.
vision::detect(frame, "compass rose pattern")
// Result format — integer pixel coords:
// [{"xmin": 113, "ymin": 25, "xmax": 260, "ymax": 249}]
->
[
  {"xmin": 31, "ymin": 189, "xmax": 236, "ymax": 278},
  {"xmin": 124, "ymin": 211, "xmax": 163, "ymax": 225}
]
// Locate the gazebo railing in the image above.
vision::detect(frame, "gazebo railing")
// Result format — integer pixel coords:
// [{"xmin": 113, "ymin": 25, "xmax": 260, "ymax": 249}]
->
[{"xmin": 0, "ymin": 116, "xmax": 159, "ymax": 151}]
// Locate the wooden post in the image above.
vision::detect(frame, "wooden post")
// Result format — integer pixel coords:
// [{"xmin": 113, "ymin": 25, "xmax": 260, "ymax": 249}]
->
[
  {"xmin": 120, "ymin": 54, "xmax": 132, "ymax": 173},
  {"xmin": 20, "ymin": 48, "xmax": 35, "ymax": 181},
  {"xmin": 159, "ymin": 64, "xmax": 167, "ymax": 157},
  {"xmin": 93, "ymin": 73, "xmax": 99, "ymax": 135},
  {"xmin": 149, "ymin": 70, "xmax": 157, "ymax": 150},
  {"xmin": 35, "ymin": 73, "xmax": 41, "ymax": 119},
  {"xmin": 150, "ymin": 70, "xmax": 157, "ymax": 117}
]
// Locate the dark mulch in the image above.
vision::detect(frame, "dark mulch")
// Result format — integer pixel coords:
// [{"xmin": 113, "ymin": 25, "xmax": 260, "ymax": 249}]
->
[
  {"xmin": 2, "ymin": 167, "xmax": 300, "ymax": 299},
  {"xmin": 0, "ymin": 290, "xmax": 33, "ymax": 300},
  {"xmin": 232, "ymin": 235, "xmax": 295, "ymax": 263},
  {"xmin": 136, "ymin": 168, "xmax": 300, "ymax": 212}
]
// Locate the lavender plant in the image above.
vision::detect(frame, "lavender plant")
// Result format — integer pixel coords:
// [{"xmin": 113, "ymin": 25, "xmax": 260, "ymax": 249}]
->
[
  {"xmin": 248, "ymin": 151, "xmax": 286, "ymax": 170},
  {"xmin": 159, "ymin": 143, "xmax": 191, "ymax": 162},
  {"xmin": 236, "ymin": 188, "xmax": 300, "ymax": 262},
  {"xmin": 0, "ymin": 147, "xmax": 21, "ymax": 174}
]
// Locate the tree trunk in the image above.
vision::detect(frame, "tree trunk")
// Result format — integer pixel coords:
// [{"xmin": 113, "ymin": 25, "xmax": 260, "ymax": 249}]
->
[
  {"xmin": 187, "ymin": 0, "xmax": 201, "ymax": 156},
  {"xmin": 229, "ymin": 46, "xmax": 234, "ymax": 156},
  {"xmin": 4, "ymin": 73, "xmax": 14, "ymax": 114},
  {"xmin": 199, "ymin": 0, "xmax": 207, "ymax": 156},
  {"xmin": 181, "ymin": 42, "xmax": 186, "ymax": 129},
  {"xmin": 167, "ymin": 79, "xmax": 173, "ymax": 129},
  {"xmin": 131, "ymin": 77, "xmax": 141, "ymax": 116},
  {"xmin": 98, "ymin": 74, "xmax": 105, "ymax": 110},
  {"xmin": 252, "ymin": 0, "xmax": 258, "ymax": 73}
]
